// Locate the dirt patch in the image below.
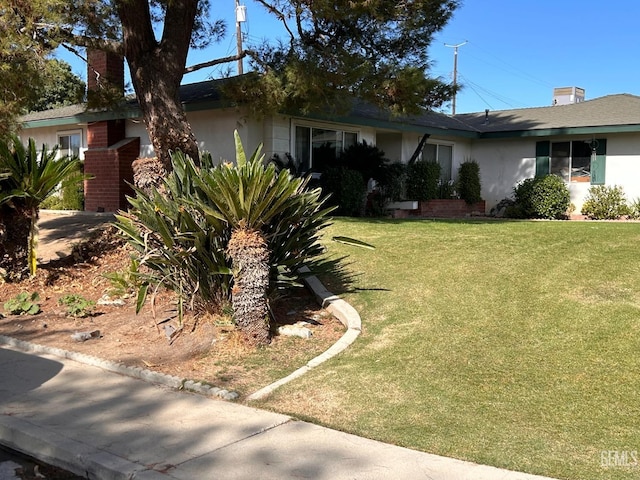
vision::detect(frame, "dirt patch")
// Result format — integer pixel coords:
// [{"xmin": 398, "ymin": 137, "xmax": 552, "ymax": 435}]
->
[{"xmin": 0, "ymin": 225, "xmax": 344, "ymax": 399}]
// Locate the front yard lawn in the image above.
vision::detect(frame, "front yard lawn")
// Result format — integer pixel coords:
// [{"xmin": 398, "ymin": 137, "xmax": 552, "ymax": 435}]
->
[{"xmin": 256, "ymin": 218, "xmax": 640, "ymax": 480}]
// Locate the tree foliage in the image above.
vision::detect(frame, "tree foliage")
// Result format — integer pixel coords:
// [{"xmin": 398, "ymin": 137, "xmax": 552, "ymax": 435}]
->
[
  {"xmin": 28, "ymin": 59, "xmax": 86, "ymax": 112},
  {"xmin": 2, "ymin": 0, "xmax": 459, "ymax": 166}
]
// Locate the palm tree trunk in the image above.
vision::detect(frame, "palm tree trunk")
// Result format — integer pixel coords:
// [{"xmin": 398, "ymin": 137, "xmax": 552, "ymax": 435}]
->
[
  {"xmin": 0, "ymin": 203, "xmax": 32, "ymax": 281},
  {"xmin": 226, "ymin": 228, "xmax": 271, "ymax": 346}
]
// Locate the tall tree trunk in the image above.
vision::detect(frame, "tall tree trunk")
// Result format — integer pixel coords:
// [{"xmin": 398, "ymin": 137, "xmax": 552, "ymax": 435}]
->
[
  {"xmin": 116, "ymin": 0, "xmax": 200, "ymax": 190},
  {"xmin": 227, "ymin": 228, "xmax": 271, "ymax": 346}
]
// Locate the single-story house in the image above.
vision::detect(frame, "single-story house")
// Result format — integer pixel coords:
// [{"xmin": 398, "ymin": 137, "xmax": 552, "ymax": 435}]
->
[{"xmin": 18, "ymin": 52, "xmax": 640, "ymax": 214}]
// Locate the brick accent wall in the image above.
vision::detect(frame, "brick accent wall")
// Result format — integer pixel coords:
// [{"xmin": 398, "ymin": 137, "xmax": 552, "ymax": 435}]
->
[
  {"xmin": 84, "ymin": 138, "xmax": 140, "ymax": 212},
  {"xmin": 414, "ymin": 199, "xmax": 486, "ymax": 218}
]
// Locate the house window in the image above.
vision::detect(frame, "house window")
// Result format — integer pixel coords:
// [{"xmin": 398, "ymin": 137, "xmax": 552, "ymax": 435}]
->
[
  {"xmin": 536, "ymin": 139, "xmax": 606, "ymax": 185},
  {"xmin": 57, "ymin": 131, "xmax": 82, "ymax": 158},
  {"xmin": 295, "ymin": 126, "xmax": 358, "ymax": 172},
  {"xmin": 423, "ymin": 143, "xmax": 453, "ymax": 182},
  {"xmin": 550, "ymin": 141, "xmax": 592, "ymax": 182}
]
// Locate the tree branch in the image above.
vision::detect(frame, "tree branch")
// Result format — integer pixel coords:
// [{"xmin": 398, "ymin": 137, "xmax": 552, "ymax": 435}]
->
[
  {"xmin": 49, "ymin": 25, "xmax": 124, "ymax": 55},
  {"xmin": 252, "ymin": 0, "xmax": 296, "ymax": 41},
  {"xmin": 184, "ymin": 51, "xmax": 250, "ymax": 74}
]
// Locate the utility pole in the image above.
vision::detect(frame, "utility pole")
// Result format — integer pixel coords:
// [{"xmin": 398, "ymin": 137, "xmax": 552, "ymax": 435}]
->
[
  {"xmin": 235, "ymin": 0, "xmax": 246, "ymax": 75},
  {"xmin": 444, "ymin": 41, "xmax": 467, "ymax": 115}
]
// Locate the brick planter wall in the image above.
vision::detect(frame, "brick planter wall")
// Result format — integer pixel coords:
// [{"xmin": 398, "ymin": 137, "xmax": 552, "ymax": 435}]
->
[{"xmin": 413, "ymin": 199, "xmax": 486, "ymax": 218}]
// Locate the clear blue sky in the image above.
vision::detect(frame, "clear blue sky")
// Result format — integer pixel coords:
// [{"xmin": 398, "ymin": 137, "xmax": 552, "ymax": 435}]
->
[{"xmin": 57, "ymin": 0, "xmax": 640, "ymax": 115}]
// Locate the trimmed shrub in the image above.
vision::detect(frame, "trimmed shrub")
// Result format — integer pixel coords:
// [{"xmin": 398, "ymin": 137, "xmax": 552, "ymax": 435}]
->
[
  {"xmin": 406, "ymin": 161, "xmax": 440, "ymax": 201},
  {"xmin": 378, "ymin": 162, "xmax": 407, "ymax": 202},
  {"xmin": 513, "ymin": 175, "xmax": 570, "ymax": 219},
  {"xmin": 581, "ymin": 185, "xmax": 630, "ymax": 220},
  {"xmin": 321, "ymin": 167, "xmax": 366, "ymax": 216},
  {"xmin": 456, "ymin": 160, "xmax": 482, "ymax": 204}
]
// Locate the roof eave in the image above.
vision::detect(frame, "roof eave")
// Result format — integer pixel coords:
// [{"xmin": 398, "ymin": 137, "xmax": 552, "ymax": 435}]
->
[{"xmin": 479, "ymin": 124, "xmax": 640, "ymax": 139}]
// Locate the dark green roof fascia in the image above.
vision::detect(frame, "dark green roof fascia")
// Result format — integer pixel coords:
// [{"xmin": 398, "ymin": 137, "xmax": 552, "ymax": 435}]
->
[
  {"xmin": 299, "ymin": 112, "xmax": 480, "ymax": 138},
  {"xmin": 479, "ymin": 124, "xmax": 640, "ymax": 139},
  {"xmin": 182, "ymin": 99, "xmax": 235, "ymax": 113},
  {"xmin": 22, "ymin": 107, "xmax": 141, "ymax": 129}
]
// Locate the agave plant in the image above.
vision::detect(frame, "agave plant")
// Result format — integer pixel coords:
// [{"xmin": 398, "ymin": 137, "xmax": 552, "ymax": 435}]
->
[{"xmin": 0, "ymin": 136, "xmax": 85, "ymax": 280}]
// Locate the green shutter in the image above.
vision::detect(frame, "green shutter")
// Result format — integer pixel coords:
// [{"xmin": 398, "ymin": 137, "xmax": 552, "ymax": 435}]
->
[
  {"xmin": 590, "ymin": 138, "xmax": 607, "ymax": 185},
  {"xmin": 535, "ymin": 141, "xmax": 550, "ymax": 177}
]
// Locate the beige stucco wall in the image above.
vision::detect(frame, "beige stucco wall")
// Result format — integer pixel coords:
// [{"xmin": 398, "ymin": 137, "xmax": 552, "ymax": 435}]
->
[
  {"xmin": 18, "ymin": 125, "xmax": 88, "ymax": 159},
  {"xmin": 469, "ymin": 133, "xmax": 640, "ymax": 212}
]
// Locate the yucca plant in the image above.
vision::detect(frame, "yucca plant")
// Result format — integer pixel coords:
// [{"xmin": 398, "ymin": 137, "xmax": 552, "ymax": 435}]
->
[{"xmin": 0, "ymin": 136, "xmax": 86, "ymax": 280}]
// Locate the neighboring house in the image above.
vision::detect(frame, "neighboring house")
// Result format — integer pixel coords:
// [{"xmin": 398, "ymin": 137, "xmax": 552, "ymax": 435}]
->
[{"xmin": 18, "ymin": 52, "xmax": 640, "ymax": 214}]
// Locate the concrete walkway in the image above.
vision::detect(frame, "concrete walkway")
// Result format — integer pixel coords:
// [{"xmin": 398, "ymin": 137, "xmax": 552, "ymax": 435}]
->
[{"xmin": 0, "ymin": 343, "xmax": 558, "ymax": 480}]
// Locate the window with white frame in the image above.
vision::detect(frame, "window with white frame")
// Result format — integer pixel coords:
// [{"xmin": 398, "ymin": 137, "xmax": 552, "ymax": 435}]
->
[
  {"xmin": 423, "ymin": 143, "xmax": 453, "ymax": 182},
  {"xmin": 295, "ymin": 125, "xmax": 358, "ymax": 172},
  {"xmin": 57, "ymin": 131, "xmax": 82, "ymax": 159}
]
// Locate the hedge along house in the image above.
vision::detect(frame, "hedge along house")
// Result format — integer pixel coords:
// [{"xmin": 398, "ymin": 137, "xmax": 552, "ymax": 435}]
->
[{"xmin": 17, "ymin": 52, "xmax": 640, "ymax": 214}]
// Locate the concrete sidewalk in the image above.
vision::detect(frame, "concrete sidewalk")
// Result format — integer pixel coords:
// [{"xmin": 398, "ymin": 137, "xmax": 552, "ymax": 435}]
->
[{"xmin": 0, "ymin": 343, "xmax": 559, "ymax": 480}]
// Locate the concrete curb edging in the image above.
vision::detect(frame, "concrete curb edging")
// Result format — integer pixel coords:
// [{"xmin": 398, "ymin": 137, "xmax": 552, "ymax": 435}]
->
[
  {"xmin": 0, "ymin": 415, "xmax": 170, "ymax": 480},
  {"xmin": 0, "ymin": 335, "xmax": 239, "ymax": 401},
  {"xmin": 246, "ymin": 269, "xmax": 361, "ymax": 401}
]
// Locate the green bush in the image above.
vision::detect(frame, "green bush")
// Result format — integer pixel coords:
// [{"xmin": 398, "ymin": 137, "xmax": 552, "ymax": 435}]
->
[
  {"xmin": 456, "ymin": 160, "xmax": 482, "ymax": 204},
  {"xmin": 581, "ymin": 185, "xmax": 630, "ymax": 220},
  {"xmin": 339, "ymin": 141, "xmax": 388, "ymax": 185},
  {"xmin": 513, "ymin": 175, "xmax": 570, "ymax": 220},
  {"xmin": 377, "ymin": 162, "xmax": 407, "ymax": 202},
  {"xmin": 406, "ymin": 161, "xmax": 440, "ymax": 201},
  {"xmin": 321, "ymin": 167, "xmax": 365, "ymax": 216},
  {"xmin": 627, "ymin": 197, "xmax": 640, "ymax": 220},
  {"xmin": 40, "ymin": 161, "xmax": 85, "ymax": 210},
  {"xmin": 4, "ymin": 292, "xmax": 40, "ymax": 315}
]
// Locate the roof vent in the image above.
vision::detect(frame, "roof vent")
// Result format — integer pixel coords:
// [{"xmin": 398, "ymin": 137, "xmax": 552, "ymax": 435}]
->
[{"xmin": 553, "ymin": 87, "xmax": 585, "ymax": 106}]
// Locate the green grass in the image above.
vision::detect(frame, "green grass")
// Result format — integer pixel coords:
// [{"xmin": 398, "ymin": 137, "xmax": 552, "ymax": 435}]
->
[{"xmin": 256, "ymin": 219, "xmax": 640, "ymax": 480}]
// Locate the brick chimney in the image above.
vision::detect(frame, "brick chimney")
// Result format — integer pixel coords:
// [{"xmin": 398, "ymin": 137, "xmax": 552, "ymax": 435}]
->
[
  {"xmin": 84, "ymin": 49, "xmax": 138, "ymax": 212},
  {"xmin": 87, "ymin": 49, "xmax": 124, "ymax": 94}
]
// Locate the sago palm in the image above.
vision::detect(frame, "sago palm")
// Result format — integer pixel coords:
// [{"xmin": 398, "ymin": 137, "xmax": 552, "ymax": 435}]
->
[
  {"xmin": 0, "ymin": 136, "xmax": 85, "ymax": 280},
  {"xmin": 194, "ymin": 131, "xmax": 333, "ymax": 345}
]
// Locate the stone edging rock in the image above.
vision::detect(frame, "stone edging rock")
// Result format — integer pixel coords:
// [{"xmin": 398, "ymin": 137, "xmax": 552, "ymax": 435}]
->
[{"xmin": 246, "ymin": 268, "xmax": 361, "ymax": 401}]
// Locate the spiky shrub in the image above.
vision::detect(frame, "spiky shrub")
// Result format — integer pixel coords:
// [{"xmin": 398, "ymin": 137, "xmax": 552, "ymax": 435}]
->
[
  {"xmin": 195, "ymin": 133, "xmax": 334, "ymax": 344},
  {"xmin": 0, "ymin": 136, "xmax": 85, "ymax": 280},
  {"xmin": 581, "ymin": 185, "xmax": 630, "ymax": 220},
  {"xmin": 115, "ymin": 153, "xmax": 232, "ymax": 319},
  {"xmin": 116, "ymin": 132, "xmax": 334, "ymax": 345}
]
